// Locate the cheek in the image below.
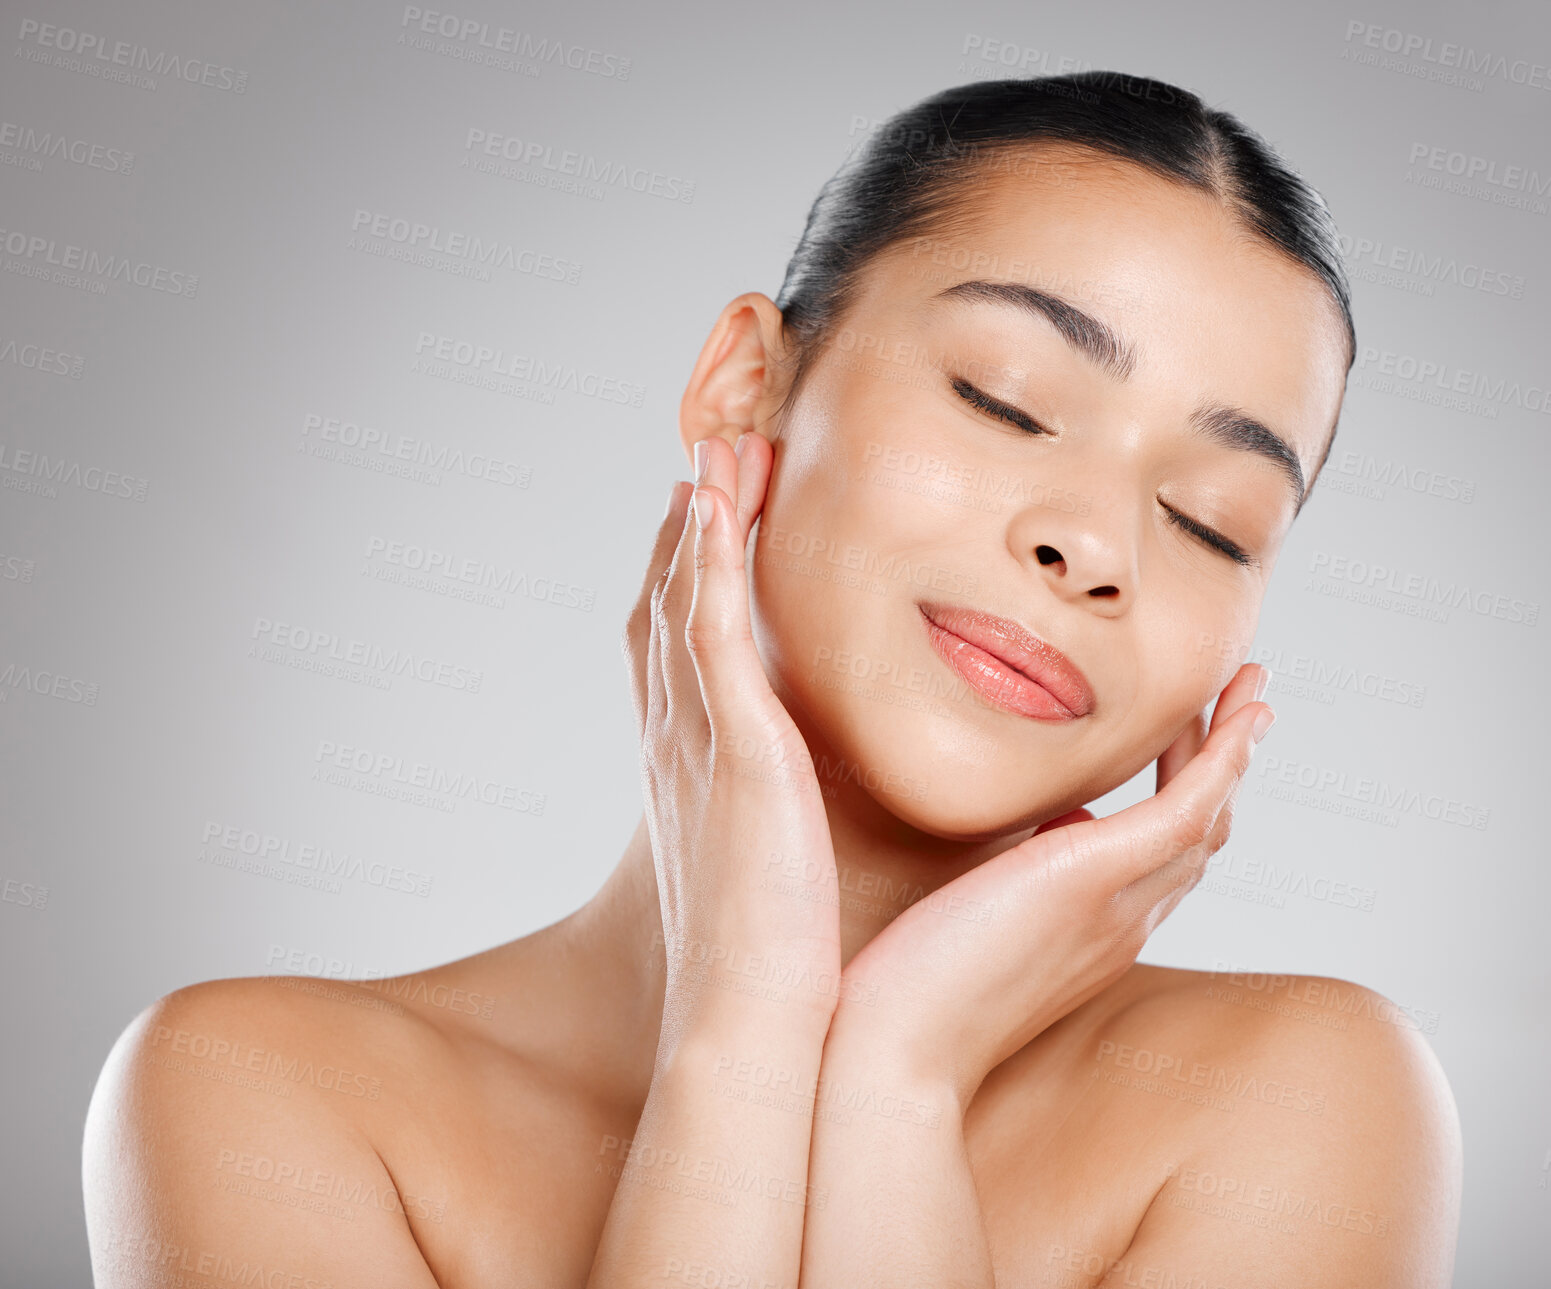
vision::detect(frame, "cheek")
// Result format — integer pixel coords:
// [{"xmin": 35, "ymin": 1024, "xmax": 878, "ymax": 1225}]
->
[
  {"xmin": 748, "ymin": 436, "xmax": 911, "ymax": 704},
  {"xmin": 1139, "ymin": 594, "xmax": 1262, "ymax": 736}
]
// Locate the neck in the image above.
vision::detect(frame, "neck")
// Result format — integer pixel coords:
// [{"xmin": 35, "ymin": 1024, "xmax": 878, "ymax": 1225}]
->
[{"xmin": 547, "ymin": 758, "xmax": 1040, "ymax": 1113}]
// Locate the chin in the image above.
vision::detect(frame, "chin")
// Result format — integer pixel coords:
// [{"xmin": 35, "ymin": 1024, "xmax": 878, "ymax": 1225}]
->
[{"xmin": 782, "ymin": 660, "xmax": 1107, "ymax": 841}]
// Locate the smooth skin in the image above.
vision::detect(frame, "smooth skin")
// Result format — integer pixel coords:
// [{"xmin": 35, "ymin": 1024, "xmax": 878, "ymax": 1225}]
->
[{"xmin": 83, "ymin": 145, "xmax": 1462, "ymax": 1288}]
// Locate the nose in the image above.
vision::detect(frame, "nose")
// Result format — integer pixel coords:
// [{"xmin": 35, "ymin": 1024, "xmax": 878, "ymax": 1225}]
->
[{"xmin": 1009, "ymin": 501, "xmax": 1137, "ymax": 612}]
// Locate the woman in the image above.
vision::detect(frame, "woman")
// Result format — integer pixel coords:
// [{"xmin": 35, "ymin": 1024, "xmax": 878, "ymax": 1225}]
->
[{"xmin": 83, "ymin": 71, "xmax": 1461, "ymax": 1287}]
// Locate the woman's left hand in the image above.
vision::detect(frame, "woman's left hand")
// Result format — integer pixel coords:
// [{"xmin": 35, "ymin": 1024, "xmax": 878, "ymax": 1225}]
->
[{"xmin": 826, "ymin": 662, "xmax": 1275, "ymax": 1105}]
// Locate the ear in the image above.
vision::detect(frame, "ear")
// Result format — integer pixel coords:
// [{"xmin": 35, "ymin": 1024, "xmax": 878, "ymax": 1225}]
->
[{"xmin": 678, "ymin": 292, "xmax": 792, "ymax": 469}]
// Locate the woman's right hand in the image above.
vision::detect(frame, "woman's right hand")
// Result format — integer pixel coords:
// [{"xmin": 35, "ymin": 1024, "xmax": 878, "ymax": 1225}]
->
[{"xmin": 623, "ymin": 431, "xmax": 842, "ymax": 1046}]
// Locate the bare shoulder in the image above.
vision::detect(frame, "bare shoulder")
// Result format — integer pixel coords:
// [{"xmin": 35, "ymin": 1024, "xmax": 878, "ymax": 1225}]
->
[
  {"xmin": 82, "ymin": 974, "xmax": 451, "ymax": 1288},
  {"xmin": 1096, "ymin": 963, "xmax": 1462, "ymax": 1287}
]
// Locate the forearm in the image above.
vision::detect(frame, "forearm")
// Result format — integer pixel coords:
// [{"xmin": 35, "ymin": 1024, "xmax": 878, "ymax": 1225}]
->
[
  {"xmin": 798, "ymin": 1009, "xmax": 995, "ymax": 1289},
  {"xmin": 588, "ymin": 1004, "xmax": 831, "ymax": 1289}
]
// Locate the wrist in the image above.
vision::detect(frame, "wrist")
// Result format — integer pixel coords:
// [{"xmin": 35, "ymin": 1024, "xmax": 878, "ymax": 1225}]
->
[
  {"xmin": 822, "ymin": 997, "xmax": 977, "ymax": 1115},
  {"xmin": 656, "ymin": 992, "xmax": 833, "ymax": 1079},
  {"xmin": 816, "ymin": 1027, "xmax": 967, "ymax": 1137}
]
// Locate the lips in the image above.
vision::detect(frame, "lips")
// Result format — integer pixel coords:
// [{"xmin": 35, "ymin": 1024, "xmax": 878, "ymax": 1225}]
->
[{"xmin": 917, "ymin": 600, "xmax": 1096, "ymax": 719}]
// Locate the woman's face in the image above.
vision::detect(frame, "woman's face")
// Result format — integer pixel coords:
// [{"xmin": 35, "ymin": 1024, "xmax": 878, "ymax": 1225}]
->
[{"xmin": 737, "ymin": 147, "xmax": 1348, "ymax": 841}]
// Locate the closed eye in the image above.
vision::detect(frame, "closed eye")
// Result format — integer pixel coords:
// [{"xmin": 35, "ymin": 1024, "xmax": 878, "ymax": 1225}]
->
[
  {"xmin": 952, "ymin": 375, "xmax": 1257, "ymax": 569},
  {"xmin": 1159, "ymin": 501, "xmax": 1258, "ymax": 568},
  {"xmin": 949, "ymin": 375, "xmax": 1253, "ymax": 570},
  {"xmin": 950, "ymin": 376, "xmax": 1050, "ymax": 437}
]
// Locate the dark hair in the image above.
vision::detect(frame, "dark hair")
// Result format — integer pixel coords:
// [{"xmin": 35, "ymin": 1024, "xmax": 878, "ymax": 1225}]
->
[{"xmin": 771, "ymin": 70, "xmax": 1354, "ymax": 487}]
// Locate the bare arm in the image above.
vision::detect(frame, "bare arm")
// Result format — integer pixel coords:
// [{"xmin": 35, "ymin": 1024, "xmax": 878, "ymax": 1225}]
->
[
  {"xmin": 1098, "ymin": 984, "xmax": 1462, "ymax": 1288},
  {"xmin": 800, "ymin": 1015, "xmax": 992, "ymax": 1288},
  {"xmin": 82, "ymin": 981, "xmax": 442, "ymax": 1289},
  {"xmin": 592, "ymin": 434, "xmax": 843, "ymax": 1287},
  {"xmin": 586, "ymin": 1003, "xmax": 830, "ymax": 1289},
  {"xmin": 797, "ymin": 668, "xmax": 1277, "ymax": 1287}
]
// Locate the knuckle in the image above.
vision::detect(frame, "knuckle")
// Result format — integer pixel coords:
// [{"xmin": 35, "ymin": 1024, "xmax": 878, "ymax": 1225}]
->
[
  {"xmin": 681, "ymin": 613, "xmax": 725, "ymax": 657},
  {"xmin": 1168, "ymin": 799, "xmax": 1213, "ymax": 853},
  {"xmin": 1125, "ymin": 917, "xmax": 1151, "ymax": 958}
]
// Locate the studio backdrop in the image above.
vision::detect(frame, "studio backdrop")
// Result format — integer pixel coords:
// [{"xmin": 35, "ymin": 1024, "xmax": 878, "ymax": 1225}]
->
[{"xmin": 2, "ymin": 0, "xmax": 1546, "ymax": 1284}]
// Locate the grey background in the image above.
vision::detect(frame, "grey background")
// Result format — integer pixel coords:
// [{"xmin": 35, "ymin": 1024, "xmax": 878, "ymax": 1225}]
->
[{"xmin": 2, "ymin": 0, "xmax": 1547, "ymax": 1282}]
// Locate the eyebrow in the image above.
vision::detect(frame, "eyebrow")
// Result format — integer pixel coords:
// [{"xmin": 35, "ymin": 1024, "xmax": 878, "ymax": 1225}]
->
[{"xmin": 927, "ymin": 278, "xmax": 1307, "ymax": 508}]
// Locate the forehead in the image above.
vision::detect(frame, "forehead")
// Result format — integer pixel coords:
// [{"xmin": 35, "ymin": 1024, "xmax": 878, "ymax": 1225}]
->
[{"xmin": 864, "ymin": 145, "xmax": 1348, "ymax": 474}]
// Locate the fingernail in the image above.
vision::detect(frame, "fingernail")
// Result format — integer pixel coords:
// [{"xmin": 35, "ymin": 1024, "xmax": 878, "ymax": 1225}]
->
[
  {"xmin": 1254, "ymin": 667, "xmax": 1273, "ymax": 701},
  {"xmin": 692, "ymin": 487, "xmax": 714, "ymax": 531},
  {"xmin": 663, "ymin": 480, "xmax": 682, "ymax": 520},
  {"xmin": 1251, "ymin": 706, "xmax": 1276, "ymax": 744},
  {"xmin": 734, "ymin": 431, "xmax": 749, "ymax": 459},
  {"xmin": 694, "ymin": 440, "xmax": 710, "ymax": 483}
]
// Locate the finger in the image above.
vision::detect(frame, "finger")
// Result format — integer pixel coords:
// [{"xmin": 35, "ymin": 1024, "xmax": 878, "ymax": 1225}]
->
[
  {"xmin": 1115, "ymin": 696, "xmax": 1274, "ymax": 913},
  {"xmin": 1072, "ymin": 693, "xmax": 1272, "ymax": 893},
  {"xmin": 1033, "ymin": 807, "xmax": 1095, "ymax": 836},
  {"xmin": 659, "ymin": 439, "xmax": 735, "ymax": 727},
  {"xmin": 1155, "ymin": 664, "xmax": 1268, "ymax": 793},
  {"xmin": 731, "ymin": 430, "xmax": 773, "ymax": 536},
  {"xmin": 655, "ymin": 483, "xmax": 704, "ymax": 734},
  {"xmin": 1155, "ymin": 707, "xmax": 1207, "ymax": 795},
  {"xmin": 646, "ymin": 491, "xmax": 696, "ymax": 743},
  {"xmin": 684, "ymin": 473, "xmax": 778, "ymax": 733},
  {"xmin": 1209, "ymin": 663, "xmax": 1271, "ymax": 736},
  {"xmin": 1190, "ymin": 663, "xmax": 1271, "ymax": 851},
  {"xmin": 626, "ymin": 480, "xmax": 694, "ymax": 735}
]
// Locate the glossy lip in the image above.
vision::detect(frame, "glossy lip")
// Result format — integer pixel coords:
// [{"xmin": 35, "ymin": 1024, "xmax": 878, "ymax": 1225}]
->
[{"xmin": 917, "ymin": 599, "xmax": 1096, "ymax": 720}]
